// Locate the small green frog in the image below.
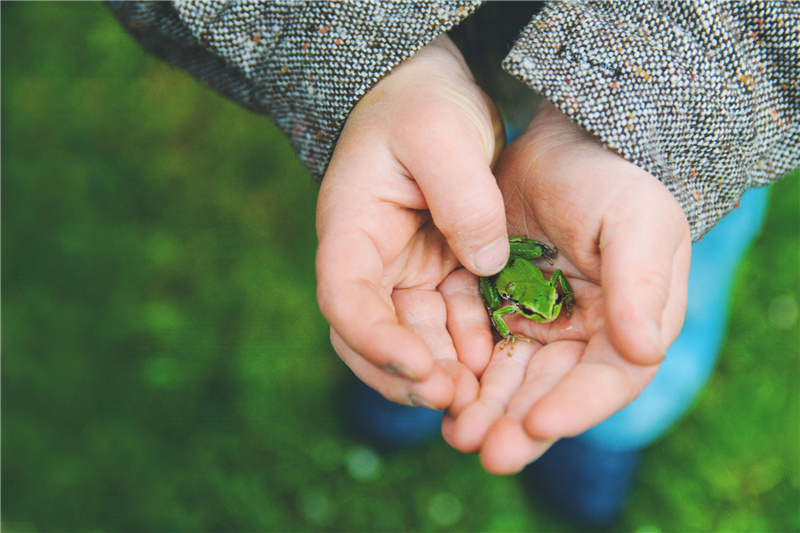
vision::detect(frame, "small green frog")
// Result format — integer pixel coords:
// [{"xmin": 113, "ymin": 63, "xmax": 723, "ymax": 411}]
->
[{"xmin": 479, "ymin": 237, "xmax": 574, "ymax": 354}]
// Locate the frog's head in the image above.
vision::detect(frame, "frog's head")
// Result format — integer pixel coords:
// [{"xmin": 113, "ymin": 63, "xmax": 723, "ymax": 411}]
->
[{"xmin": 517, "ymin": 284, "xmax": 562, "ymax": 323}]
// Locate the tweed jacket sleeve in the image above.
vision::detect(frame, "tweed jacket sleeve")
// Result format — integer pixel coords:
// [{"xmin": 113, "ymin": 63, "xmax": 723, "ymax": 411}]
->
[
  {"xmin": 111, "ymin": 1, "xmax": 798, "ymax": 241},
  {"xmin": 108, "ymin": 0, "xmax": 481, "ymax": 181},
  {"xmin": 505, "ymin": 1, "xmax": 799, "ymax": 240}
]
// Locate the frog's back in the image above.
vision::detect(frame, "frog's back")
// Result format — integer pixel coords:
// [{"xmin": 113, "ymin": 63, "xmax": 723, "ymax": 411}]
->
[{"xmin": 500, "ymin": 257, "xmax": 547, "ymax": 282}]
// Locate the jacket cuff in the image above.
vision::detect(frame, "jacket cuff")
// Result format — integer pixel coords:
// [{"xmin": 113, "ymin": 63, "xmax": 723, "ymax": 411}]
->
[{"xmin": 503, "ymin": 1, "xmax": 799, "ymax": 240}]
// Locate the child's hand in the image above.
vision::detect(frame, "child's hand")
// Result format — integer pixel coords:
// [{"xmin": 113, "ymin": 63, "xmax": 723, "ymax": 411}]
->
[
  {"xmin": 442, "ymin": 101, "xmax": 692, "ymax": 473},
  {"xmin": 316, "ymin": 36, "xmax": 507, "ymax": 411}
]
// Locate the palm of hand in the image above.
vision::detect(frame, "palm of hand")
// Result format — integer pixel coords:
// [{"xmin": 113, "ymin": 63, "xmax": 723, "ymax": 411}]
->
[
  {"xmin": 442, "ymin": 102, "xmax": 691, "ymax": 474},
  {"xmin": 316, "ymin": 36, "xmax": 505, "ymax": 412}
]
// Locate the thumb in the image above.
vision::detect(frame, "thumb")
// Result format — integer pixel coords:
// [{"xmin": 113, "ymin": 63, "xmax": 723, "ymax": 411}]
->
[
  {"xmin": 397, "ymin": 107, "xmax": 510, "ymax": 276},
  {"xmin": 601, "ymin": 179, "xmax": 691, "ymax": 366}
]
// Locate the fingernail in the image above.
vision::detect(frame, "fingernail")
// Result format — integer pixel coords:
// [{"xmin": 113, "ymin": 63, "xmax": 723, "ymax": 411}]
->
[
  {"xmin": 474, "ymin": 236, "xmax": 509, "ymax": 275},
  {"xmin": 646, "ymin": 319, "xmax": 667, "ymax": 361},
  {"xmin": 384, "ymin": 362, "xmax": 418, "ymax": 381},
  {"xmin": 407, "ymin": 393, "xmax": 438, "ymax": 410}
]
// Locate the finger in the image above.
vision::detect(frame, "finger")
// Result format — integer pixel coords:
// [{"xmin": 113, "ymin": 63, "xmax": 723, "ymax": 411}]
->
[
  {"xmin": 395, "ymin": 103, "xmax": 510, "ymax": 276},
  {"xmin": 317, "ymin": 230, "xmax": 435, "ymax": 380},
  {"xmin": 331, "ymin": 328, "xmax": 455, "ymax": 409},
  {"xmin": 393, "ymin": 287, "xmax": 457, "ymax": 362},
  {"xmin": 445, "ymin": 341, "xmax": 537, "ymax": 453},
  {"xmin": 524, "ymin": 332, "xmax": 660, "ymax": 440},
  {"xmin": 393, "ymin": 286, "xmax": 479, "ymax": 413},
  {"xmin": 601, "ymin": 179, "xmax": 691, "ymax": 366},
  {"xmin": 440, "ymin": 359, "xmax": 480, "ymax": 416},
  {"xmin": 480, "ymin": 417, "xmax": 555, "ymax": 475},
  {"xmin": 663, "ymin": 243, "xmax": 691, "ymax": 343},
  {"xmin": 440, "ymin": 411, "xmax": 457, "ymax": 444},
  {"xmin": 478, "ymin": 341, "xmax": 582, "ymax": 473},
  {"xmin": 439, "ymin": 268, "xmax": 495, "ymax": 376}
]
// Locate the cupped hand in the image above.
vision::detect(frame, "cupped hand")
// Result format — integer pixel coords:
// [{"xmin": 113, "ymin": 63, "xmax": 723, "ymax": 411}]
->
[
  {"xmin": 316, "ymin": 36, "xmax": 507, "ymax": 412},
  {"xmin": 441, "ymin": 100, "xmax": 692, "ymax": 473}
]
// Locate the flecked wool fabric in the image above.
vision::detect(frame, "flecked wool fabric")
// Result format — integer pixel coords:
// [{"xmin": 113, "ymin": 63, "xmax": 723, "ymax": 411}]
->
[
  {"xmin": 505, "ymin": 1, "xmax": 799, "ymax": 238},
  {"xmin": 110, "ymin": 0, "xmax": 481, "ymax": 181},
  {"xmin": 110, "ymin": 1, "xmax": 799, "ymax": 240}
]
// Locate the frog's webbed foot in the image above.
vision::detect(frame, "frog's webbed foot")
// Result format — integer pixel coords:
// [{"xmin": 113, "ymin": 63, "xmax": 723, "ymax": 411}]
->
[
  {"xmin": 499, "ymin": 334, "xmax": 533, "ymax": 357},
  {"xmin": 539, "ymin": 245, "xmax": 558, "ymax": 265}
]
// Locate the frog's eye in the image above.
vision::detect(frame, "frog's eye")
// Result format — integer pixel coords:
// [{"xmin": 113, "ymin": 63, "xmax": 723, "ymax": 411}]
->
[{"xmin": 520, "ymin": 306, "xmax": 534, "ymax": 317}]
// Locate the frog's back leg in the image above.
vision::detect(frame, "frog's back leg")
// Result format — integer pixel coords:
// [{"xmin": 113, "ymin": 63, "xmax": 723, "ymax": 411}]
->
[
  {"xmin": 479, "ymin": 274, "xmax": 502, "ymax": 311},
  {"xmin": 509, "ymin": 237, "xmax": 558, "ymax": 264},
  {"xmin": 551, "ymin": 269, "xmax": 574, "ymax": 318}
]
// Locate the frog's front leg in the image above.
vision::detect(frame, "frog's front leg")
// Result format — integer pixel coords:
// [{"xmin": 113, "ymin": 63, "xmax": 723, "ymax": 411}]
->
[
  {"xmin": 550, "ymin": 269, "xmax": 574, "ymax": 318},
  {"xmin": 490, "ymin": 304, "xmax": 517, "ymax": 338},
  {"xmin": 509, "ymin": 236, "xmax": 558, "ymax": 265},
  {"xmin": 491, "ymin": 306, "xmax": 533, "ymax": 356}
]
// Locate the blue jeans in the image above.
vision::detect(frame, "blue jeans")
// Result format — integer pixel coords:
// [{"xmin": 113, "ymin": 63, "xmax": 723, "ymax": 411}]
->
[{"xmin": 579, "ymin": 186, "xmax": 770, "ymax": 451}]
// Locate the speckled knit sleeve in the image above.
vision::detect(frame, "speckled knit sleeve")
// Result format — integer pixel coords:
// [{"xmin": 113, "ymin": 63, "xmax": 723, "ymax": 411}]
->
[
  {"xmin": 503, "ymin": 0, "xmax": 799, "ymax": 241},
  {"xmin": 109, "ymin": 0, "xmax": 482, "ymax": 181}
]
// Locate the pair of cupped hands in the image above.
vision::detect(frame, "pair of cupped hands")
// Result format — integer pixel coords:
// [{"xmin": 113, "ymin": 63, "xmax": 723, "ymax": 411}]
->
[{"xmin": 316, "ymin": 36, "xmax": 692, "ymax": 474}]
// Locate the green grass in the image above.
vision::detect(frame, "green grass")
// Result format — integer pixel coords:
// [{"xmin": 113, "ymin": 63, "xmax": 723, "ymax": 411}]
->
[{"xmin": 2, "ymin": 3, "xmax": 798, "ymax": 532}]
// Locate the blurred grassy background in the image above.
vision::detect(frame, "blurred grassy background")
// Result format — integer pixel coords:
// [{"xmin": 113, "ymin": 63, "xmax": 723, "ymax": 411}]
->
[{"xmin": 2, "ymin": 3, "xmax": 798, "ymax": 532}]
